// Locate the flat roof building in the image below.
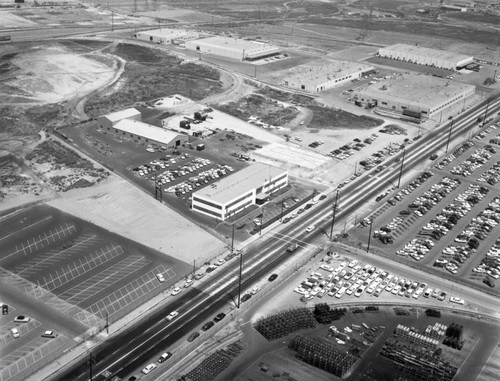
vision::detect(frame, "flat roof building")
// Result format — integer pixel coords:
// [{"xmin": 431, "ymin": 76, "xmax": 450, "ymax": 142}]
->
[
  {"xmin": 110, "ymin": 119, "xmax": 188, "ymax": 147},
  {"xmin": 377, "ymin": 44, "xmax": 473, "ymax": 70},
  {"xmin": 282, "ymin": 60, "xmax": 375, "ymax": 93},
  {"xmin": 135, "ymin": 28, "xmax": 200, "ymax": 45},
  {"xmin": 97, "ymin": 108, "xmax": 141, "ymax": 129},
  {"xmin": 185, "ymin": 36, "xmax": 280, "ymax": 61},
  {"xmin": 353, "ymin": 73, "xmax": 476, "ymax": 119},
  {"xmin": 192, "ymin": 163, "xmax": 288, "ymax": 221}
]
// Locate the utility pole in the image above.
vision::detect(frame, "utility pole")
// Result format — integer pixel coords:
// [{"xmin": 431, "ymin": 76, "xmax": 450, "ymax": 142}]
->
[
  {"xmin": 87, "ymin": 352, "xmax": 96, "ymax": 381},
  {"xmin": 105, "ymin": 312, "xmax": 109, "ymax": 334},
  {"xmin": 397, "ymin": 148, "xmax": 406, "ymax": 188},
  {"xmin": 367, "ymin": 219, "xmax": 373, "ymax": 253},
  {"xmin": 259, "ymin": 212, "xmax": 264, "ymax": 235},
  {"xmin": 329, "ymin": 190, "xmax": 340, "ymax": 240},
  {"xmin": 482, "ymin": 97, "xmax": 491, "ymax": 127},
  {"xmin": 237, "ymin": 251, "xmax": 243, "ymax": 308},
  {"xmin": 193, "ymin": 259, "xmax": 196, "ymax": 276},
  {"xmin": 280, "ymin": 202, "xmax": 284, "ymax": 222},
  {"xmin": 445, "ymin": 117, "xmax": 454, "ymax": 152},
  {"xmin": 230, "ymin": 225, "xmax": 235, "ymax": 253}
]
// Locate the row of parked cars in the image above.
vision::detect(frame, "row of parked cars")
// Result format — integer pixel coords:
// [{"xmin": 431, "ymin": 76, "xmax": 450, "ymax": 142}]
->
[
  {"xmin": 8, "ymin": 315, "xmax": 57, "ymax": 340},
  {"xmin": 329, "ymin": 134, "xmax": 378, "ymax": 160},
  {"xmin": 293, "ymin": 259, "xmax": 461, "ymax": 305},
  {"xmin": 434, "ymin": 141, "xmax": 475, "ymax": 171},
  {"xmin": 163, "ymin": 163, "xmax": 235, "ymax": 196},
  {"xmin": 450, "ymin": 148, "xmax": 491, "ymax": 177}
]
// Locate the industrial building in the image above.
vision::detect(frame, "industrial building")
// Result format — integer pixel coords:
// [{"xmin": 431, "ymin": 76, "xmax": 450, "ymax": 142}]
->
[
  {"xmin": 97, "ymin": 108, "xmax": 188, "ymax": 147},
  {"xmin": 353, "ymin": 73, "xmax": 476, "ymax": 120},
  {"xmin": 97, "ymin": 108, "xmax": 141, "ymax": 130},
  {"xmin": 282, "ymin": 61, "xmax": 375, "ymax": 93},
  {"xmin": 377, "ymin": 44, "xmax": 474, "ymax": 70},
  {"xmin": 192, "ymin": 163, "xmax": 288, "ymax": 221},
  {"xmin": 110, "ymin": 119, "xmax": 188, "ymax": 147},
  {"xmin": 135, "ymin": 28, "xmax": 200, "ymax": 45},
  {"xmin": 185, "ymin": 36, "xmax": 280, "ymax": 61}
]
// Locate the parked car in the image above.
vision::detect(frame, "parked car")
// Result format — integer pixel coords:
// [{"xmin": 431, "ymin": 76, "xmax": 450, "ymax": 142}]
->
[
  {"xmin": 241, "ymin": 294, "xmax": 252, "ymax": 303},
  {"xmin": 156, "ymin": 273, "xmax": 165, "ymax": 283},
  {"xmin": 268, "ymin": 273, "xmax": 278, "ymax": 282},
  {"xmin": 201, "ymin": 321, "xmax": 215, "ymax": 331},
  {"xmin": 158, "ymin": 352, "xmax": 172, "ymax": 363},
  {"xmin": 11, "ymin": 328, "xmax": 19, "ymax": 339},
  {"xmin": 141, "ymin": 363, "xmax": 157, "ymax": 375},
  {"xmin": 41, "ymin": 330, "xmax": 57, "ymax": 338},
  {"xmin": 214, "ymin": 312, "xmax": 226, "ymax": 322},
  {"xmin": 171, "ymin": 287, "xmax": 183, "ymax": 296},
  {"xmin": 14, "ymin": 315, "xmax": 30, "ymax": 323},
  {"xmin": 187, "ymin": 332, "xmax": 200, "ymax": 342},
  {"xmin": 449, "ymin": 296, "xmax": 465, "ymax": 305}
]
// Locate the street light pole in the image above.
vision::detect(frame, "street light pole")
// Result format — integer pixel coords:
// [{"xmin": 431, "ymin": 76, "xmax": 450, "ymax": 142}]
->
[
  {"xmin": 367, "ymin": 219, "xmax": 373, "ymax": 253},
  {"xmin": 397, "ymin": 148, "xmax": 406, "ymax": 188},
  {"xmin": 237, "ymin": 250, "xmax": 243, "ymax": 308},
  {"xmin": 230, "ymin": 225, "xmax": 235, "ymax": 253},
  {"xmin": 259, "ymin": 212, "xmax": 264, "ymax": 235},
  {"xmin": 445, "ymin": 117, "xmax": 454, "ymax": 152},
  {"xmin": 482, "ymin": 98, "xmax": 491, "ymax": 127},
  {"xmin": 330, "ymin": 190, "xmax": 340, "ymax": 240}
]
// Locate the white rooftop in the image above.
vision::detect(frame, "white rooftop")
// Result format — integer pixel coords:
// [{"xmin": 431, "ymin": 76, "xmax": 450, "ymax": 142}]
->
[
  {"xmin": 192, "ymin": 36, "xmax": 279, "ymax": 57},
  {"xmin": 284, "ymin": 60, "xmax": 374, "ymax": 83},
  {"xmin": 194, "ymin": 163, "xmax": 286, "ymax": 204},
  {"xmin": 380, "ymin": 43, "xmax": 473, "ymax": 63},
  {"xmin": 114, "ymin": 119, "xmax": 183, "ymax": 145},
  {"xmin": 104, "ymin": 108, "xmax": 141, "ymax": 122},
  {"xmin": 137, "ymin": 28, "xmax": 199, "ymax": 40}
]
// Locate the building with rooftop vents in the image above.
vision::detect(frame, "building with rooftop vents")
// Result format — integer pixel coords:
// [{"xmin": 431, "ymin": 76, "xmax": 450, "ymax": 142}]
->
[
  {"xmin": 135, "ymin": 28, "xmax": 200, "ymax": 45},
  {"xmin": 192, "ymin": 163, "xmax": 288, "ymax": 221},
  {"xmin": 377, "ymin": 44, "xmax": 473, "ymax": 70},
  {"xmin": 185, "ymin": 36, "xmax": 280, "ymax": 61},
  {"xmin": 282, "ymin": 61, "xmax": 375, "ymax": 93},
  {"xmin": 352, "ymin": 73, "xmax": 475, "ymax": 119}
]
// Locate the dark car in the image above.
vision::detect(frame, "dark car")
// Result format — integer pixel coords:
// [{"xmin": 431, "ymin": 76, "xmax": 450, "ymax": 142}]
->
[
  {"xmin": 241, "ymin": 294, "xmax": 252, "ymax": 303},
  {"xmin": 319, "ymin": 194, "xmax": 327, "ymax": 200},
  {"xmin": 483, "ymin": 278, "xmax": 495, "ymax": 288},
  {"xmin": 187, "ymin": 332, "xmax": 200, "ymax": 342},
  {"xmin": 202, "ymin": 321, "xmax": 215, "ymax": 331},
  {"xmin": 268, "ymin": 273, "xmax": 278, "ymax": 282},
  {"xmin": 214, "ymin": 312, "xmax": 226, "ymax": 322}
]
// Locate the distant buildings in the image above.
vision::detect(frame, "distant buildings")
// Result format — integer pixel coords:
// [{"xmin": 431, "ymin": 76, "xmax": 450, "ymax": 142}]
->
[
  {"xmin": 135, "ymin": 28, "xmax": 200, "ymax": 45},
  {"xmin": 192, "ymin": 163, "xmax": 288, "ymax": 221},
  {"xmin": 282, "ymin": 61, "xmax": 375, "ymax": 93},
  {"xmin": 353, "ymin": 73, "xmax": 476, "ymax": 120},
  {"xmin": 377, "ymin": 44, "xmax": 474, "ymax": 71},
  {"xmin": 97, "ymin": 108, "xmax": 188, "ymax": 147},
  {"xmin": 185, "ymin": 36, "xmax": 280, "ymax": 61}
]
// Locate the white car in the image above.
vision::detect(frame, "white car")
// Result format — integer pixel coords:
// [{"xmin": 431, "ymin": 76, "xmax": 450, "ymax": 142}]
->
[
  {"xmin": 171, "ymin": 287, "xmax": 183, "ymax": 296},
  {"xmin": 215, "ymin": 258, "xmax": 226, "ymax": 266},
  {"xmin": 184, "ymin": 279, "xmax": 194, "ymax": 288},
  {"xmin": 450, "ymin": 297, "xmax": 465, "ymax": 305},
  {"xmin": 166, "ymin": 311, "xmax": 179, "ymax": 321},
  {"xmin": 156, "ymin": 273, "xmax": 165, "ymax": 283},
  {"xmin": 305, "ymin": 225, "xmax": 315, "ymax": 233},
  {"xmin": 142, "ymin": 363, "xmax": 157, "ymax": 375},
  {"xmin": 11, "ymin": 328, "xmax": 20, "ymax": 339},
  {"xmin": 41, "ymin": 330, "xmax": 57, "ymax": 338}
]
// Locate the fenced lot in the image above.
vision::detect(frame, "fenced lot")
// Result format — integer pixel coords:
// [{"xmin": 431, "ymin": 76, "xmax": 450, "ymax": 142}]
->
[{"xmin": 0, "ymin": 204, "xmax": 190, "ymax": 329}]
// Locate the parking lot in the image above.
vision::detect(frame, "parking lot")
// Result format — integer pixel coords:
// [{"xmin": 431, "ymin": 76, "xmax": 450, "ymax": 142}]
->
[
  {"xmin": 0, "ymin": 204, "xmax": 191, "ymax": 381},
  {"xmin": 351, "ymin": 120, "xmax": 500, "ymax": 294}
]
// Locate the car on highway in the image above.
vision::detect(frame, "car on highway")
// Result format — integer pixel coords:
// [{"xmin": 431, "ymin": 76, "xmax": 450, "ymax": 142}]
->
[
  {"xmin": 202, "ymin": 321, "xmax": 215, "ymax": 331},
  {"xmin": 14, "ymin": 315, "xmax": 30, "ymax": 323},
  {"xmin": 305, "ymin": 225, "xmax": 315, "ymax": 233},
  {"xmin": 171, "ymin": 287, "xmax": 183, "ymax": 296},
  {"xmin": 268, "ymin": 273, "xmax": 278, "ymax": 282},
  {"xmin": 241, "ymin": 294, "xmax": 252, "ymax": 303},
  {"xmin": 11, "ymin": 328, "xmax": 19, "ymax": 339},
  {"xmin": 214, "ymin": 312, "xmax": 226, "ymax": 322},
  {"xmin": 158, "ymin": 352, "xmax": 172, "ymax": 363},
  {"xmin": 166, "ymin": 311, "xmax": 179, "ymax": 321},
  {"xmin": 156, "ymin": 273, "xmax": 165, "ymax": 283},
  {"xmin": 141, "ymin": 363, "xmax": 157, "ymax": 375},
  {"xmin": 450, "ymin": 297, "xmax": 465, "ymax": 305},
  {"xmin": 41, "ymin": 330, "xmax": 57, "ymax": 338}
]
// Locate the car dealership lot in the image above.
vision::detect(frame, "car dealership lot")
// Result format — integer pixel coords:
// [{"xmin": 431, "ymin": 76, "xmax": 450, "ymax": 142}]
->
[{"xmin": 352, "ymin": 124, "xmax": 500, "ymax": 294}]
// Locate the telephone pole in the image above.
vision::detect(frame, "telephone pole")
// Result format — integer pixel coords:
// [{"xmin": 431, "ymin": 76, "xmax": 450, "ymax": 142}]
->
[
  {"xmin": 397, "ymin": 148, "xmax": 406, "ymax": 188},
  {"xmin": 237, "ymin": 250, "xmax": 243, "ymax": 308},
  {"xmin": 367, "ymin": 219, "xmax": 373, "ymax": 253},
  {"xmin": 445, "ymin": 117, "xmax": 454, "ymax": 152},
  {"xmin": 329, "ymin": 190, "xmax": 340, "ymax": 240}
]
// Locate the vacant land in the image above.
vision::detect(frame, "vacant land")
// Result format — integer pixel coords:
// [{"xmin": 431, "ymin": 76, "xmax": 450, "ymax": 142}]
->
[{"xmin": 84, "ymin": 43, "xmax": 223, "ymax": 118}]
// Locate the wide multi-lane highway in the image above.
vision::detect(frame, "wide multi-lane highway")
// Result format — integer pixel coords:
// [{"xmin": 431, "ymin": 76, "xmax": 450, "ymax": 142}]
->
[{"xmin": 50, "ymin": 94, "xmax": 500, "ymax": 381}]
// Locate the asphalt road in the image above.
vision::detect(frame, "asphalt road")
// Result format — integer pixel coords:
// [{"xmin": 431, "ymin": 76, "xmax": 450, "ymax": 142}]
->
[{"xmin": 49, "ymin": 95, "xmax": 500, "ymax": 381}]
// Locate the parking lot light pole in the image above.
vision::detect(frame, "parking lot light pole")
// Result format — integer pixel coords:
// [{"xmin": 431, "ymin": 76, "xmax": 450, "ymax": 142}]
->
[
  {"xmin": 367, "ymin": 219, "xmax": 373, "ymax": 253},
  {"xmin": 397, "ymin": 149, "xmax": 406, "ymax": 188},
  {"xmin": 330, "ymin": 190, "xmax": 340, "ymax": 240},
  {"xmin": 445, "ymin": 117, "xmax": 454, "ymax": 153}
]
